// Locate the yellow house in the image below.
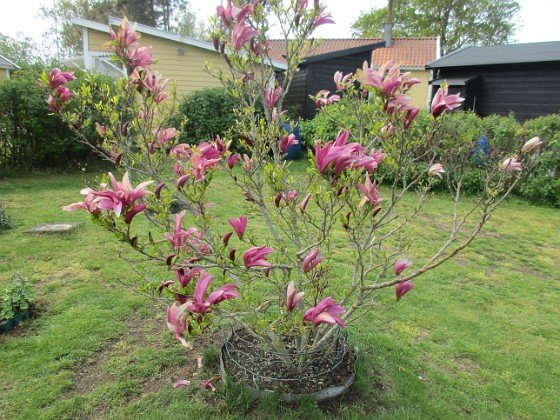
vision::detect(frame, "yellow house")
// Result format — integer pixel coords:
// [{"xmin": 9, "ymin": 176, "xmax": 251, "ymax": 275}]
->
[
  {"xmin": 69, "ymin": 17, "xmax": 287, "ymax": 99},
  {"xmin": 0, "ymin": 54, "xmax": 21, "ymax": 80}
]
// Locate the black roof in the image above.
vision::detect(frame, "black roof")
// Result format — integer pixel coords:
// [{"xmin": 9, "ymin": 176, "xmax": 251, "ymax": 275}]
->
[
  {"xmin": 300, "ymin": 42, "xmax": 385, "ymax": 65},
  {"xmin": 427, "ymin": 41, "xmax": 560, "ymax": 68}
]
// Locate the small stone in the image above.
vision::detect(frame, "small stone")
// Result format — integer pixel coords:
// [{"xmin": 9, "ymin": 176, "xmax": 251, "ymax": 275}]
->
[{"xmin": 25, "ymin": 222, "xmax": 82, "ymax": 234}]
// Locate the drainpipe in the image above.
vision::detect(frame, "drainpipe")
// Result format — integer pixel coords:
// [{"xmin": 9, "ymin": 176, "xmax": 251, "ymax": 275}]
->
[{"xmin": 384, "ymin": 0, "xmax": 394, "ymax": 47}]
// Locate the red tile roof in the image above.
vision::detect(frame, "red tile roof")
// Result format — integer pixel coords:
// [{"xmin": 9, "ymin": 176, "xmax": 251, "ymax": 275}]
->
[{"xmin": 267, "ymin": 37, "xmax": 438, "ymax": 69}]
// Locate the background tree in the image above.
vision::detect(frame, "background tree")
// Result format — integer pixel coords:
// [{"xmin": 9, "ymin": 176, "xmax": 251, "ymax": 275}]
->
[
  {"xmin": 39, "ymin": 0, "xmax": 122, "ymax": 57},
  {"xmin": 118, "ymin": 0, "xmax": 189, "ymax": 31},
  {"xmin": 0, "ymin": 33, "xmax": 49, "ymax": 65},
  {"xmin": 351, "ymin": 0, "xmax": 521, "ymax": 54},
  {"xmin": 40, "ymin": 0, "xmax": 197, "ymax": 58},
  {"xmin": 175, "ymin": 6, "xmax": 208, "ymax": 39}
]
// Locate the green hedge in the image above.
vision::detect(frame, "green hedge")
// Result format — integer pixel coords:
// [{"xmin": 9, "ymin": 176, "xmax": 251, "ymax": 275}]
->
[
  {"xmin": 0, "ymin": 65, "xmax": 112, "ymax": 175},
  {"xmin": 170, "ymin": 87, "xmax": 239, "ymax": 145}
]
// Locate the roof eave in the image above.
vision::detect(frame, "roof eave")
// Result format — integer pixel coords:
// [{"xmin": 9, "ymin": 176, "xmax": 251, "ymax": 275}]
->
[
  {"xmin": 71, "ymin": 16, "xmax": 287, "ymax": 71},
  {"xmin": 0, "ymin": 54, "xmax": 22, "ymax": 70},
  {"xmin": 301, "ymin": 41, "xmax": 386, "ymax": 65}
]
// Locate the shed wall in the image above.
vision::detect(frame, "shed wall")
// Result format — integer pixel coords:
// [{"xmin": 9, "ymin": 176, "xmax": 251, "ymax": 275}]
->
[
  {"xmin": 433, "ymin": 62, "xmax": 560, "ymax": 121},
  {"xmin": 304, "ymin": 50, "xmax": 372, "ymax": 119}
]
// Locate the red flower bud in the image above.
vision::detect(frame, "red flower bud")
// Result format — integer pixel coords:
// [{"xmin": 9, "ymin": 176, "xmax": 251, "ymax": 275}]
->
[
  {"xmin": 223, "ymin": 231, "xmax": 233, "ymax": 246},
  {"xmin": 155, "ymin": 182, "xmax": 165, "ymax": 198}
]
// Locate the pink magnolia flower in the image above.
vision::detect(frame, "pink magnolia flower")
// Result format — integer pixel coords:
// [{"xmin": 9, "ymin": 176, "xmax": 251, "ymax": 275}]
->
[
  {"xmin": 92, "ymin": 172, "xmax": 153, "ymax": 217},
  {"xmin": 431, "ymin": 86, "xmax": 464, "ymax": 118},
  {"xmin": 280, "ymin": 134, "xmax": 298, "ymax": 153},
  {"xmin": 501, "ymin": 158, "xmax": 522, "ymax": 172},
  {"xmin": 143, "ymin": 71, "xmax": 171, "ymax": 103},
  {"xmin": 370, "ymin": 149, "xmax": 387, "ymax": 165},
  {"xmin": 303, "ymin": 297, "xmax": 346, "ymax": 328},
  {"xmin": 223, "ymin": 231, "xmax": 233, "ymax": 246},
  {"xmin": 303, "ymin": 248, "xmax": 324, "ymax": 273},
  {"xmin": 150, "ymin": 128, "xmax": 176, "ymax": 152},
  {"xmin": 357, "ymin": 174, "xmax": 383, "ymax": 208},
  {"xmin": 182, "ymin": 142, "xmax": 221, "ymax": 181},
  {"xmin": 314, "ymin": 130, "xmax": 366, "ymax": 174},
  {"xmin": 243, "ymin": 245, "xmax": 274, "ymax": 269},
  {"xmin": 165, "ymin": 210, "xmax": 198, "ymax": 250},
  {"xmin": 123, "ymin": 203, "xmax": 146, "ymax": 224},
  {"xmin": 47, "ymin": 86, "xmax": 73, "ymax": 113},
  {"xmin": 172, "ymin": 144, "xmax": 192, "ymax": 160},
  {"xmin": 173, "ymin": 380, "xmax": 191, "ymax": 388},
  {"xmin": 167, "ymin": 302, "xmax": 189, "ymax": 347},
  {"xmin": 271, "ymin": 107, "xmax": 287, "ymax": 123},
  {"xmin": 214, "ymin": 136, "xmax": 231, "ymax": 155},
  {"xmin": 127, "ymin": 45, "xmax": 154, "ymax": 69},
  {"xmin": 299, "ymin": 193, "xmax": 311, "ymax": 213},
  {"xmin": 48, "ymin": 68, "xmax": 76, "ymax": 89},
  {"xmin": 285, "ymin": 190, "xmax": 298, "ymax": 204},
  {"xmin": 95, "ymin": 122, "xmax": 106, "ymax": 136},
  {"xmin": 175, "ymin": 266, "xmax": 202, "ymax": 288},
  {"xmin": 286, "ymin": 281, "xmax": 304, "ymax": 311},
  {"xmin": 228, "ymin": 215, "xmax": 248, "ymax": 240},
  {"xmin": 386, "ymin": 93, "xmax": 412, "ymax": 116},
  {"xmin": 264, "ymin": 86, "xmax": 282, "ymax": 109},
  {"xmin": 201, "ymin": 380, "xmax": 216, "ymax": 392},
  {"xmin": 176, "ymin": 173, "xmax": 191, "ymax": 190},
  {"xmin": 521, "ymin": 136, "xmax": 542, "ymax": 153},
  {"xmin": 242, "ymin": 154, "xmax": 253, "ymax": 172},
  {"xmin": 158, "ymin": 280, "xmax": 174, "ymax": 292},
  {"xmin": 63, "ymin": 187, "xmax": 101, "ymax": 214},
  {"xmin": 217, "ymin": 0, "xmax": 253, "ymax": 27},
  {"xmin": 429, "ymin": 163, "xmax": 445, "ymax": 178},
  {"xmin": 111, "ymin": 16, "xmax": 139, "ymax": 49},
  {"xmin": 402, "ymin": 78, "xmax": 422, "ymax": 93},
  {"xmin": 334, "ymin": 71, "xmax": 352, "ymax": 91},
  {"xmin": 396, "ymin": 280, "xmax": 415, "ymax": 301},
  {"xmin": 217, "ymin": 0, "xmax": 240, "ymax": 27},
  {"xmin": 231, "ymin": 22, "xmax": 259, "ymax": 50},
  {"xmin": 311, "ymin": 6, "xmax": 335, "ymax": 29},
  {"xmin": 394, "ymin": 258, "xmax": 412, "ymax": 276},
  {"xmin": 226, "ymin": 154, "xmax": 239, "ymax": 169},
  {"xmin": 186, "ymin": 271, "xmax": 238, "ymax": 314},
  {"xmin": 404, "ymin": 107, "xmax": 420, "ymax": 128},
  {"xmin": 316, "ymin": 90, "xmax": 340, "ymax": 108}
]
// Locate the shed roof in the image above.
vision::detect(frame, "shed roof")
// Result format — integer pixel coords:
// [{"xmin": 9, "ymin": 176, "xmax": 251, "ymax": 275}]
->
[
  {"xmin": 0, "ymin": 54, "xmax": 21, "ymax": 70},
  {"xmin": 267, "ymin": 37, "xmax": 438, "ymax": 69},
  {"xmin": 427, "ymin": 41, "xmax": 560, "ymax": 68}
]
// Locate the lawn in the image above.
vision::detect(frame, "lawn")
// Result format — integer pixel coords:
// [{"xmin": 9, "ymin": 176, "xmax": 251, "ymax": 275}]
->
[{"xmin": 1, "ymin": 168, "xmax": 559, "ymax": 419}]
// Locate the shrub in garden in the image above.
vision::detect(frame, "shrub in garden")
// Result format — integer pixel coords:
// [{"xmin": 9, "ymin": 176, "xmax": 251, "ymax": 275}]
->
[
  {"xmin": 0, "ymin": 65, "xmax": 113, "ymax": 173},
  {"xmin": 170, "ymin": 87, "xmax": 240, "ymax": 146},
  {"xmin": 0, "ymin": 274, "xmax": 34, "ymax": 333},
  {"xmin": 0, "ymin": 199, "xmax": 14, "ymax": 230},
  {"xmin": 521, "ymin": 114, "xmax": 560, "ymax": 207},
  {"xmin": 44, "ymin": 2, "xmax": 543, "ymax": 394},
  {"xmin": 303, "ymin": 104, "xmax": 558, "ymax": 203}
]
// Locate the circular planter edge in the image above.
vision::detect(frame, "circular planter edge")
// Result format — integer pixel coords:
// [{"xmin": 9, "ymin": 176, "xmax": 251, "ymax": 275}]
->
[{"xmin": 219, "ymin": 345, "xmax": 358, "ymax": 402}]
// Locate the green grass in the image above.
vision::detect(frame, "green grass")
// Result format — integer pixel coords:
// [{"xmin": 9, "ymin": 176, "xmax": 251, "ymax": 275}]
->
[{"xmin": 1, "ymin": 168, "xmax": 559, "ymax": 419}]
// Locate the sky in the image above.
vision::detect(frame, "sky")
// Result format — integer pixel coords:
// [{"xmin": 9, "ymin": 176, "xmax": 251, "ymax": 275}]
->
[{"xmin": 1, "ymin": 0, "xmax": 559, "ymax": 47}]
